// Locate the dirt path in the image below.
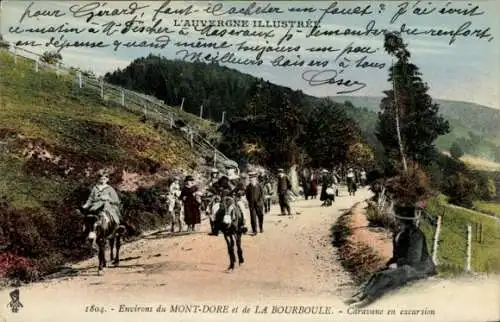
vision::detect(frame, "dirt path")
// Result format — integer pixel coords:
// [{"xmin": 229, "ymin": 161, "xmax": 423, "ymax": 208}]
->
[{"xmin": 1, "ymin": 188, "xmax": 498, "ymax": 322}]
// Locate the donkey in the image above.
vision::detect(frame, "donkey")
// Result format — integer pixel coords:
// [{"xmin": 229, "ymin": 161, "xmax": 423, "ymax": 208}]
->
[
  {"xmin": 215, "ymin": 196, "xmax": 247, "ymax": 271},
  {"xmin": 79, "ymin": 207, "xmax": 126, "ymax": 275}
]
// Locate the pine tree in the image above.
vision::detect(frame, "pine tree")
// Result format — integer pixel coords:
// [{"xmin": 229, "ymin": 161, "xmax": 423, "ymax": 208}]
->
[{"xmin": 376, "ymin": 32, "xmax": 450, "ymax": 173}]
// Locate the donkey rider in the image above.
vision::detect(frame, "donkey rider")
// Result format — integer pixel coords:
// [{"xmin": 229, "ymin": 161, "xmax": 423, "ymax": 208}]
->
[
  {"xmin": 82, "ymin": 173, "xmax": 122, "ymax": 228},
  {"xmin": 210, "ymin": 173, "xmax": 248, "ymax": 235}
]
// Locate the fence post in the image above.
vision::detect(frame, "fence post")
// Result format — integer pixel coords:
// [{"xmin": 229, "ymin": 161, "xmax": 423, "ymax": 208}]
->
[
  {"xmin": 100, "ymin": 79, "xmax": 104, "ymax": 99},
  {"xmin": 121, "ymin": 90, "xmax": 125, "ymax": 106},
  {"xmin": 76, "ymin": 71, "xmax": 82, "ymax": 88},
  {"xmin": 180, "ymin": 97, "xmax": 184, "ymax": 111},
  {"xmin": 221, "ymin": 111, "xmax": 226, "ymax": 124},
  {"xmin": 199, "ymin": 104, "xmax": 203, "ymax": 119},
  {"xmin": 432, "ymin": 215, "xmax": 442, "ymax": 265},
  {"xmin": 34, "ymin": 59, "xmax": 39, "ymax": 72},
  {"xmin": 213, "ymin": 150, "xmax": 217, "ymax": 167},
  {"xmin": 189, "ymin": 131, "xmax": 194, "ymax": 147},
  {"xmin": 170, "ymin": 116, "xmax": 174, "ymax": 129},
  {"xmin": 465, "ymin": 223, "xmax": 472, "ymax": 273}
]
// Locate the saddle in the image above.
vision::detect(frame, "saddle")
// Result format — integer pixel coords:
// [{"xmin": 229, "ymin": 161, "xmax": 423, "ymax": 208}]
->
[
  {"xmin": 80, "ymin": 204, "xmax": 120, "ymax": 230},
  {"xmin": 80, "ymin": 204, "xmax": 104, "ymax": 216}
]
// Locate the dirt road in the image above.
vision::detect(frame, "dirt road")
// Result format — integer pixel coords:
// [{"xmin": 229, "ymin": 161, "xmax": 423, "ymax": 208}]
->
[{"xmin": 1, "ymin": 188, "xmax": 498, "ymax": 322}]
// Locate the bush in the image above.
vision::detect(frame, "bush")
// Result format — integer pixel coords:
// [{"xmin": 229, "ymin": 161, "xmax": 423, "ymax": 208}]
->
[
  {"xmin": 0, "ymin": 252, "xmax": 40, "ymax": 282},
  {"xmin": 384, "ymin": 163, "xmax": 433, "ymax": 205},
  {"xmin": 0, "ymin": 181, "xmax": 172, "ymax": 281},
  {"xmin": 444, "ymin": 172, "xmax": 478, "ymax": 207},
  {"xmin": 365, "ymin": 203, "xmax": 397, "ymax": 231},
  {"xmin": 120, "ymin": 186, "xmax": 170, "ymax": 236}
]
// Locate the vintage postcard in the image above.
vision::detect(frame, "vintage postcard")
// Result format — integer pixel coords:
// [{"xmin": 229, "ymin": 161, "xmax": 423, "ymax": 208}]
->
[{"xmin": 0, "ymin": 1, "xmax": 499, "ymax": 321}]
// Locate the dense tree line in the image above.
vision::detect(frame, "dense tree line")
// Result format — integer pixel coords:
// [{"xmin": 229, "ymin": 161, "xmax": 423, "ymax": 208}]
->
[
  {"xmin": 104, "ymin": 55, "xmax": 372, "ymax": 170},
  {"xmin": 105, "ymin": 55, "xmax": 258, "ymax": 121}
]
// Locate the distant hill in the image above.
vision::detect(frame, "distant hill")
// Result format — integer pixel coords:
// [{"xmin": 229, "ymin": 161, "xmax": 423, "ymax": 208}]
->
[{"xmin": 330, "ymin": 96, "xmax": 500, "ymax": 161}]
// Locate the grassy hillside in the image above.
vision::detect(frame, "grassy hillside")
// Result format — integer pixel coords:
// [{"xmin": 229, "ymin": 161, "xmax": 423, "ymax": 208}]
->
[
  {"xmin": 0, "ymin": 49, "xmax": 200, "ymax": 280},
  {"xmin": 473, "ymin": 201, "xmax": 500, "ymax": 218},
  {"xmin": 460, "ymin": 155, "xmax": 500, "ymax": 172},
  {"xmin": 330, "ymin": 96, "xmax": 500, "ymax": 160},
  {"xmin": 420, "ymin": 195, "xmax": 500, "ymax": 274}
]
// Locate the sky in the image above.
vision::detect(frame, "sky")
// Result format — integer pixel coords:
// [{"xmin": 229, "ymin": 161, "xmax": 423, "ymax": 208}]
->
[{"xmin": 1, "ymin": 0, "xmax": 499, "ymax": 109}]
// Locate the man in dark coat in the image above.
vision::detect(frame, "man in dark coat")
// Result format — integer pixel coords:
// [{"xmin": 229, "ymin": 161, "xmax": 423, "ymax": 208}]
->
[
  {"xmin": 245, "ymin": 172, "xmax": 265, "ymax": 235},
  {"xmin": 301, "ymin": 168, "xmax": 312, "ymax": 200},
  {"xmin": 276, "ymin": 168, "xmax": 292, "ymax": 216},
  {"xmin": 346, "ymin": 203, "xmax": 437, "ymax": 307},
  {"xmin": 320, "ymin": 169, "xmax": 333, "ymax": 203}
]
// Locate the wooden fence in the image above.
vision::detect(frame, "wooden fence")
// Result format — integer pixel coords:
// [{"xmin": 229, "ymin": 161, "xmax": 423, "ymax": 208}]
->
[{"xmin": 3, "ymin": 43, "xmax": 234, "ymax": 170}]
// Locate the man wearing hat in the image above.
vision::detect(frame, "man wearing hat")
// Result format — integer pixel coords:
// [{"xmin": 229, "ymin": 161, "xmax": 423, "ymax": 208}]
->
[
  {"xmin": 245, "ymin": 172, "xmax": 265, "ymax": 234},
  {"xmin": 346, "ymin": 198, "xmax": 437, "ymax": 307},
  {"xmin": 276, "ymin": 168, "xmax": 292, "ymax": 216}
]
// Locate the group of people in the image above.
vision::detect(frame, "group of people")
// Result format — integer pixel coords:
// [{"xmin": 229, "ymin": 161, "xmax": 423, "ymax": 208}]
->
[
  {"xmin": 299, "ymin": 167, "xmax": 367, "ymax": 206},
  {"xmin": 82, "ymin": 166, "xmax": 368, "ymax": 236},
  {"xmin": 81, "ymin": 166, "xmax": 300, "ymax": 238},
  {"xmin": 81, "ymin": 167, "xmax": 437, "ymax": 308},
  {"xmin": 204, "ymin": 167, "xmax": 296, "ymax": 236}
]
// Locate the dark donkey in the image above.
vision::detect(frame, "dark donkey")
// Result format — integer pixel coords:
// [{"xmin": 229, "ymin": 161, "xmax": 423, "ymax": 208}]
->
[
  {"xmin": 79, "ymin": 206, "xmax": 126, "ymax": 275},
  {"xmin": 215, "ymin": 196, "xmax": 247, "ymax": 271}
]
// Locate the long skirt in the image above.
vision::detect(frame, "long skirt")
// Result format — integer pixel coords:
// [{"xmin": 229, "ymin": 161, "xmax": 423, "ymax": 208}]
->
[
  {"xmin": 310, "ymin": 181, "xmax": 318, "ymax": 196},
  {"xmin": 183, "ymin": 201, "xmax": 201, "ymax": 226},
  {"xmin": 360, "ymin": 265, "xmax": 430, "ymax": 301}
]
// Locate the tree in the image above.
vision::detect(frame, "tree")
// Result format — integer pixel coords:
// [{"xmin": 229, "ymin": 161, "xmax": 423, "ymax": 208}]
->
[
  {"xmin": 266, "ymin": 90, "xmax": 305, "ymax": 169},
  {"xmin": 40, "ymin": 51, "xmax": 62, "ymax": 65},
  {"xmin": 450, "ymin": 141, "xmax": 464, "ymax": 159},
  {"xmin": 376, "ymin": 32, "xmax": 450, "ymax": 173},
  {"xmin": 444, "ymin": 172, "xmax": 478, "ymax": 207},
  {"xmin": 301, "ymin": 99, "xmax": 361, "ymax": 169},
  {"xmin": 347, "ymin": 142, "xmax": 375, "ymax": 168}
]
